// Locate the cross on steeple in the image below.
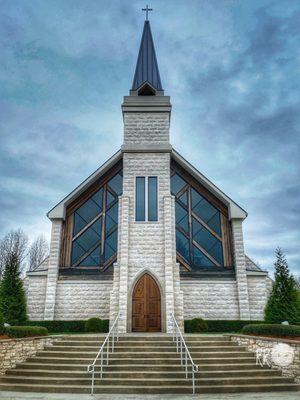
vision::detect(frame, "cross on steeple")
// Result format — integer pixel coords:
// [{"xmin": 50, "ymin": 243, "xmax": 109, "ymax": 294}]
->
[{"xmin": 142, "ymin": 5, "xmax": 153, "ymax": 21}]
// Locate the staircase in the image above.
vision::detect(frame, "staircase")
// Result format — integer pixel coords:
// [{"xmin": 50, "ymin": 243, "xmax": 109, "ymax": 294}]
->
[{"xmin": 0, "ymin": 334, "xmax": 299, "ymax": 394}]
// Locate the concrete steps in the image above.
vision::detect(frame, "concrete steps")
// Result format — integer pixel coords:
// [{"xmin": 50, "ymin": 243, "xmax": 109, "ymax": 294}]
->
[{"xmin": 0, "ymin": 333, "xmax": 299, "ymax": 394}]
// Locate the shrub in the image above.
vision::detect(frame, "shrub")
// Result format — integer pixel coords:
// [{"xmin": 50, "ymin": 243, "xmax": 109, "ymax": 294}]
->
[
  {"xmin": 101, "ymin": 319, "xmax": 109, "ymax": 333},
  {"xmin": 206, "ymin": 320, "xmax": 262, "ymax": 333},
  {"xmin": 184, "ymin": 318, "xmax": 208, "ymax": 333},
  {"xmin": 85, "ymin": 318, "xmax": 103, "ymax": 333},
  {"xmin": 264, "ymin": 248, "xmax": 300, "ymax": 324},
  {"xmin": 0, "ymin": 254, "xmax": 27, "ymax": 325},
  {"xmin": 5, "ymin": 326, "xmax": 48, "ymax": 338},
  {"xmin": 28, "ymin": 320, "xmax": 86, "ymax": 333},
  {"xmin": 241, "ymin": 323, "xmax": 300, "ymax": 337},
  {"xmin": 0, "ymin": 311, "xmax": 4, "ymax": 335}
]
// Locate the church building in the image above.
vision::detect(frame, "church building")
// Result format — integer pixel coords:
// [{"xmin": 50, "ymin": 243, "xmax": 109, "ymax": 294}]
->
[{"xmin": 26, "ymin": 19, "xmax": 271, "ymax": 333}]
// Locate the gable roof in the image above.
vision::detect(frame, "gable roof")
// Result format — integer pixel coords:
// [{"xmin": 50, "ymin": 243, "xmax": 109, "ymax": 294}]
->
[
  {"xmin": 171, "ymin": 149, "xmax": 247, "ymax": 220},
  {"xmin": 47, "ymin": 150, "xmax": 122, "ymax": 220},
  {"xmin": 47, "ymin": 147, "xmax": 247, "ymax": 221}
]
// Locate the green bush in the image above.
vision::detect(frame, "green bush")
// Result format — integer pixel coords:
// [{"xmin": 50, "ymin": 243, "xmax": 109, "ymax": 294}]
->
[
  {"xmin": 184, "ymin": 320, "xmax": 264, "ymax": 333},
  {"xmin": 85, "ymin": 318, "xmax": 103, "ymax": 333},
  {"xmin": 101, "ymin": 319, "xmax": 109, "ymax": 333},
  {"xmin": 184, "ymin": 318, "xmax": 208, "ymax": 333},
  {"xmin": 28, "ymin": 320, "xmax": 86, "ymax": 333},
  {"xmin": 0, "ymin": 254, "xmax": 27, "ymax": 325},
  {"xmin": 241, "ymin": 323, "xmax": 300, "ymax": 337},
  {"xmin": 6, "ymin": 326, "xmax": 48, "ymax": 338},
  {"xmin": 0, "ymin": 311, "xmax": 4, "ymax": 335},
  {"xmin": 264, "ymin": 248, "xmax": 300, "ymax": 324}
]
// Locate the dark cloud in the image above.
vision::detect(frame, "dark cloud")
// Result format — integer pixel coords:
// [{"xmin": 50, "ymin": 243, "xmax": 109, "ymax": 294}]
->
[{"xmin": 0, "ymin": 0, "xmax": 299, "ymax": 275}]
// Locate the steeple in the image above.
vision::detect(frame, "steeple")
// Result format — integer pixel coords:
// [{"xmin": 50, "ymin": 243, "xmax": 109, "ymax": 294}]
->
[{"xmin": 131, "ymin": 20, "xmax": 163, "ymax": 94}]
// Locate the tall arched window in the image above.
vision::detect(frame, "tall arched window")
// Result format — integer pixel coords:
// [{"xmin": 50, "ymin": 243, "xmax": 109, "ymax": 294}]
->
[
  {"xmin": 60, "ymin": 165, "xmax": 122, "ymax": 275},
  {"xmin": 171, "ymin": 164, "xmax": 232, "ymax": 272}
]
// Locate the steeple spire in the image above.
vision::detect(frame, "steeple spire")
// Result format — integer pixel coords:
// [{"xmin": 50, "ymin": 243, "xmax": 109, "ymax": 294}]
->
[{"xmin": 132, "ymin": 19, "xmax": 163, "ymax": 92}]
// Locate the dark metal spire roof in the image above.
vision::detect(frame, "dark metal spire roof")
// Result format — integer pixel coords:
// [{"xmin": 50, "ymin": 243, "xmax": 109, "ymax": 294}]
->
[{"xmin": 132, "ymin": 20, "xmax": 163, "ymax": 91}]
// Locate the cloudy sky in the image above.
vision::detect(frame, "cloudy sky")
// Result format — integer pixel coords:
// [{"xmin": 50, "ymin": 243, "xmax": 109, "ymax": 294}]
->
[{"xmin": 0, "ymin": 0, "xmax": 299, "ymax": 276}]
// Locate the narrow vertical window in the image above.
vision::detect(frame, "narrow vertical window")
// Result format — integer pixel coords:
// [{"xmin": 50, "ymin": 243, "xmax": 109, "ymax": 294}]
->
[
  {"xmin": 148, "ymin": 177, "xmax": 158, "ymax": 221},
  {"xmin": 136, "ymin": 177, "xmax": 145, "ymax": 221},
  {"xmin": 135, "ymin": 176, "xmax": 158, "ymax": 222}
]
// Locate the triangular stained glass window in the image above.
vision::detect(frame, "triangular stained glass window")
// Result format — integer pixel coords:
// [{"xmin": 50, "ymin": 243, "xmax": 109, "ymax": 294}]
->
[
  {"xmin": 104, "ymin": 230, "xmax": 117, "ymax": 262},
  {"xmin": 73, "ymin": 189, "xmax": 103, "ymax": 235},
  {"xmin": 108, "ymin": 172, "xmax": 123, "ymax": 196},
  {"xmin": 79, "ymin": 245, "xmax": 100, "ymax": 266},
  {"xmin": 178, "ymin": 191, "xmax": 188, "ymax": 206},
  {"xmin": 193, "ymin": 245, "xmax": 215, "ymax": 268},
  {"xmin": 175, "ymin": 202, "xmax": 189, "ymax": 233},
  {"xmin": 71, "ymin": 217, "xmax": 102, "ymax": 265},
  {"xmin": 191, "ymin": 188, "xmax": 221, "ymax": 235},
  {"xmin": 106, "ymin": 190, "xmax": 116, "ymax": 207},
  {"xmin": 105, "ymin": 203, "xmax": 118, "ymax": 234},
  {"xmin": 171, "ymin": 174, "xmax": 186, "ymax": 195},
  {"xmin": 176, "ymin": 229, "xmax": 190, "ymax": 263}
]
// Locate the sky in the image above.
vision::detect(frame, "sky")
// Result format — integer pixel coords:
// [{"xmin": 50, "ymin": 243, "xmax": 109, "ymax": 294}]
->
[{"xmin": 0, "ymin": 0, "xmax": 299, "ymax": 276}]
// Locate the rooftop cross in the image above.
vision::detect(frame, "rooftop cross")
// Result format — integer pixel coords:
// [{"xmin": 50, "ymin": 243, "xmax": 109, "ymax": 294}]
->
[{"xmin": 142, "ymin": 5, "xmax": 153, "ymax": 21}]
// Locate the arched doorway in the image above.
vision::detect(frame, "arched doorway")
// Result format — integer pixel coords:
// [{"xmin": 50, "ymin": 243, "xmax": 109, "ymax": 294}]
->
[{"xmin": 132, "ymin": 273, "xmax": 161, "ymax": 332}]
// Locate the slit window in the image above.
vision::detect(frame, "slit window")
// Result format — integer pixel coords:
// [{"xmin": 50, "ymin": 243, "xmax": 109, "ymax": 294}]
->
[{"xmin": 136, "ymin": 176, "xmax": 158, "ymax": 222}]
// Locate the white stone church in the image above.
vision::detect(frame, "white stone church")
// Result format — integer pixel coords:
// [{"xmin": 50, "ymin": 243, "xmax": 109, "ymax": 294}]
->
[{"xmin": 26, "ymin": 20, "xmax": 271, "ymax": 332}]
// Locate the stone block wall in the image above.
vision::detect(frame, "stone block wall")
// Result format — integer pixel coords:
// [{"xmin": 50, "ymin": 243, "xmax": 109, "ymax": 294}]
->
[
  {"xmin": 123, "ymin": 112, "xmax": 169, "ymax": 145},
  {"xmin": 25, "ymin": 275, "xmax": 47, "ymax": 320},
  {"xmin": 181, "ymin": 280, "xmax": 240, "ymax": 320},
  {"xmin": 54, "ymin": 281, "xmax": 112, "ymax": 320},
  {"xmin": 247, "ymin": 275, "xmax": 269, "ymax": 320},
  {"xmin": 229, "ymin": 334, "xmax": 300, "ymax": 383},
  {"xmin": 0, "ymin": 336, "xmax": 60, "ymax": 374}
]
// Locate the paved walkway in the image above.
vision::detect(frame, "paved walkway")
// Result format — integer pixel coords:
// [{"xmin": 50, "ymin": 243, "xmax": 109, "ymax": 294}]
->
[{"xmin": 0, "ymin": 392, "xmax": 299, "ymax": 400}]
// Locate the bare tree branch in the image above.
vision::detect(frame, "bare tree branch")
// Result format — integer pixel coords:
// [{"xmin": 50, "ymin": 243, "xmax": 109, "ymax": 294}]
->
[
  {"xmin": 0, "ymin": 229, "xmax": 29, "ymax": 278},
  {"xmin": 28, "ymin": 235, "xmax": 49, "ymax": 272}
]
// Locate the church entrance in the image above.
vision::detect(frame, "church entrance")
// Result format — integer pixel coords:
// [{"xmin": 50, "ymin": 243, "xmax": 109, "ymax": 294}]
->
[{"xmin": 132, "ymin": 273, "xmax": 161, "ymax": 332}]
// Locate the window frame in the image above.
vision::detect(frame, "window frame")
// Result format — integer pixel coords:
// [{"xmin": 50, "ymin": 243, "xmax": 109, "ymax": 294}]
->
[
  {"xmin": 171, "ymin": 161, "xmax": 233, "ymax": 271},
  {"xmin": 135, "ymin": 175, "xmax": 159, "ymax": 222},
  {"xmin": 60, "ymin": 161, "xmax": 122, "ymax": 273}
]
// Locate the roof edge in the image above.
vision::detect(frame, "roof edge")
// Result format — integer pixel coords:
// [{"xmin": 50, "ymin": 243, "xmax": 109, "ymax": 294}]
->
[
  {"xmin": 171, "ymin": 149, "xmax": 247, "ymax": 220},
  {"xmin": 47, "ymin": 150, "xmax": 122, "ymax": 220}
]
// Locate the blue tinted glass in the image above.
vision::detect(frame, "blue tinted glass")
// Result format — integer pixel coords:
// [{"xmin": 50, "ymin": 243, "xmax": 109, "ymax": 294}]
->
[
  {"xmin": 171, "ymin": 174, "xmax": 186, "ymax": 195},
  {"xmin": 108, "ymin": 172, "xmax": 123, "ymax": 196},
  {"xmin": 191, "ymin": 189, "xmax": 221, "ymax": 234},
  {"xmin": 106, "ymin": 190, "xmax": 116, "ymax": 207},
  {"xmin": 192, "ymin": 218, "xmax": 223, "ymax": 264},
  {"xmin": 175, "ymin": 202, "xmax": 189, "ymax": 232},
  {"xmin": 79, "ymin": 246, "xmax": 100, "ymax": 266},
  {"xmin": 208, "ymin": 212, "xmax": 221, "ymax": 236},
  {"xmin": 73, "ymin": 189, "xmax": 103, "ymax": 235},
  {"xmin": 148, "ymin": 177, "xmax": 158, "ymax": 221},
  {"xmin": 71, "ymin": 217, "xmax": 102, "ymax": 264},
  {"xmin": 106, "ymin": 203, "xmax": 118, "ymax": 233},
  {"xmin": 193, "ymin": 245, "xmax": 215, "ymax": 268},
  {"xmin": 136, "ymin": 177, "xmax": 145, "ymax": 221},
  {"xmin": 104, "ymin": 230, "xmax": 117, "ymax": 262},
  {"xmin": 176, "ymin": 229, "xmax": 190, "ymax": 262},
  {"xmin": 178, "ymin": 191, "xmax": 188, "ymax": 206}
]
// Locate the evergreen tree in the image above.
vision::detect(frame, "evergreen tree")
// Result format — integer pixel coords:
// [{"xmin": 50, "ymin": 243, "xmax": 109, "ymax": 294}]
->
[
  {"xmin": 0, "ymin": 253, "xmax": 27, "ymax": 325},
  {"xmin": 264, "ymin": 248, "xmax": 299, "ymax": 324}
]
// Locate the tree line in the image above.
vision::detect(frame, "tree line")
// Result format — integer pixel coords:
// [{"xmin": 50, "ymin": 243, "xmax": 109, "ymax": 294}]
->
[{"xmin": 0, "ymin": 229, "xmax": 49, "ymax": 279}]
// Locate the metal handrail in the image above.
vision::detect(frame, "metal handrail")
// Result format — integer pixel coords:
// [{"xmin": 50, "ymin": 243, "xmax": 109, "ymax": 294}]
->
[
  {"xmin": 87, "ymin": 312, "xmax": 120, "ymax": 395},
  {"xmin": 170, "ymin": 313, "xmax": 198, "ymax": 394}
]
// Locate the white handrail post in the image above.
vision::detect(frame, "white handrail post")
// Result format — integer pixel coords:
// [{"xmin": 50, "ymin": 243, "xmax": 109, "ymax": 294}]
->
[
  {"xmin": 192, "ymin": 367, "xmax": 195, "ymax": 394},
  {"xmin": 91, "ymin": 368, "xmax": 95, "ymax": 395},
  {"xmin": 185, "ymin": 349, "xmax": 188, "ymax": 378},
  {"xmin": 107, "ymin": 336, "xmax": 109, "ymax": 365},
  {"xmin": 112, "ymin": 330, "xmax": 114, "ymax": 353},
  {"xmin": 180, "ymin": 338, "xmax": 183, "ymax": 365},
  {"xmin": 100, "ymin": 351, "xmax": 103, "ymax": 378}
]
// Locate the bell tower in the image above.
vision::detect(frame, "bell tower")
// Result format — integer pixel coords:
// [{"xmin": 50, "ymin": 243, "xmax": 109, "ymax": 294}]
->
[{"xmin": 110, "ymin": 15, "xmax": 183, "ymax": 333}]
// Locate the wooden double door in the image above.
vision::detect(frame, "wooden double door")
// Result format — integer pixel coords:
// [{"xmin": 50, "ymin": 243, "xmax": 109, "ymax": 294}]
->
[{"xmin": 132, "ymin": 273, "xmax": 161, "ymax": 332}]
